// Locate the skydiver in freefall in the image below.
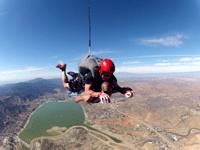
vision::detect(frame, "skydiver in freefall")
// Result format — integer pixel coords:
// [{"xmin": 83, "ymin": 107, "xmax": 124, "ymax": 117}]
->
[{"xmin": 56, "ymin": 56, "xmax": 135, "ymax": 105}]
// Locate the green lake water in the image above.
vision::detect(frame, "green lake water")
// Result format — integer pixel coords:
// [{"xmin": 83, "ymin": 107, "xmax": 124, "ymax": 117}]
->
[{"xmin": 19, "ymin": 102, "xmax": 85, "ymax": 143}]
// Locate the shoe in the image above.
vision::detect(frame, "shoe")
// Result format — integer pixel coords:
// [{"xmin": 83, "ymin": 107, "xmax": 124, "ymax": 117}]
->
[{"xmin": 56, "ymin": 64, "xmax": 67, "ymax": 71}]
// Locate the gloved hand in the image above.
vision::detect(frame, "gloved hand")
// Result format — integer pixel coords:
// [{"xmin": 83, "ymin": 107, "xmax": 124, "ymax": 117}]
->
[
  {"xmin": 124, "ymin": 91, "xmax": 135, "ymax": 98},
  {"xmin": 98, "ymin": 92, "xmax": 110, "ymax": 104}
]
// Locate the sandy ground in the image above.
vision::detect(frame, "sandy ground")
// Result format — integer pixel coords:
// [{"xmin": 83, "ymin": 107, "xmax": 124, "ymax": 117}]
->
[{"xmin": 46, "ymin": 126, "xmax": 67, "ymax": 134}]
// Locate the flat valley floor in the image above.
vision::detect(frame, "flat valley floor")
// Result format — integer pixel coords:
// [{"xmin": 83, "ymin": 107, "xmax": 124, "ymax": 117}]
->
[{"xmin": 2, "ymin": 76, "xmax": 200, "ymax": 150}]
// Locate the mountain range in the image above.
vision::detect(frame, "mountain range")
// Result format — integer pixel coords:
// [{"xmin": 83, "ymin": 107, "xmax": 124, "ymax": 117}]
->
[{"xmin": 0, "ymin": 78, "xmax": 67, "ymax": 146}]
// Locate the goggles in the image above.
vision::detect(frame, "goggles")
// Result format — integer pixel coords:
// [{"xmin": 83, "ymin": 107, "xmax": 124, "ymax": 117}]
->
[{"xmin": 102, "ymin": 72, "xmax": 113, "ymax": 76}]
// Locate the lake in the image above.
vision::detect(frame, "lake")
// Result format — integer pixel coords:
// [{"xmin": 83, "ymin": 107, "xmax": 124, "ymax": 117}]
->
[{"xmin": 19, "ymin": 101, "xmax": 85, "ymax": 143}]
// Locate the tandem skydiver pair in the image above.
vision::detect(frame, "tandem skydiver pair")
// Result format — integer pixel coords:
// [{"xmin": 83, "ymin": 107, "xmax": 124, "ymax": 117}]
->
[{"xmin": 56, "ymin": 55, "xmax": 135, "ymax": 105}]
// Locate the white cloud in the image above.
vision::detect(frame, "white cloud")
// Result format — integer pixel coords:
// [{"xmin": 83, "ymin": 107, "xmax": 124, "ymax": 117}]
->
[
  {"xmin": 155, "ymin": 63, "xmax": 171, "ymax": 66},
  {"xmin": 162, "ymin": 60, "xmax": 169, "ymax": 62},
  {"xmin": 179, "ymin": 57, "xmax": 200, "ymax": 62},
  {"xmin": 139, "ymin": 34, "xmax": 187, "ymax": 46},
  {"xmin": 172, "ymin": 63, "xmax": 181, "ymax": 65},
  {"xmin": 91, "ymin": 49, "xmax": 120, "ymax": 55},
  {"xmin": 0, "ymin": 66, "xmax": 53, "ymax": 75},
  {"xmin": 179, "ymin": 57, "xmax": 192, "ymax": 61},
  {"xmin": 116, "ymin": 65, "xmax": 200, "ymax": 74},
  {"xmin": 123, "ymin": 61, "xmax": 140, "ymax": 64},
  {"xmin": 0, "ymin": 70, "xmax": 23, "ymax": 74},
  {"xmin": 111, "ymin": 55, "xmax": 200, "ymax": 60},
  {"xmin": 155, "ymin": 63, "xmax": 181, "ymax": 66},
  {"xmin": 74, "ymin": 49, "xmax": 121, "ymax": 60},
  {"xmin": 193, "ymin": 57, "xmax": 200, "ymax": 60},
  {"xmin": 26, "ymin": 67, "xmax": 43, "ymax": 71},
  {"xmin": 190, "ymin": 61, "xmax": 200, "ymax": 65},
  {"xmin": 58, "ymin": 60, "xmax": 64, "ymax": 64}
]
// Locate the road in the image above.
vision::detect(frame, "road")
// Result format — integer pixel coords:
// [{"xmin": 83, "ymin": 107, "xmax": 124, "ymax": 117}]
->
[
  {"xmin": 29, "ymin": 126, "xmax": 135, "ymax": 150},
  {"xmin": 111, "ymin": 102, "xmax": 180, "ymax": 150}
]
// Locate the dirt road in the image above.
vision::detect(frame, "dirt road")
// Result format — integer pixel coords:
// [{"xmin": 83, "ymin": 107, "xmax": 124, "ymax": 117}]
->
[{"xmin": 111, "ymin": 102, "xmax": 180, "ymax": 150}]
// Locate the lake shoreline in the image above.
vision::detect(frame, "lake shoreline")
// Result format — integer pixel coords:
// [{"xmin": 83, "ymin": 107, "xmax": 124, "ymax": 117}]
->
[
  {"xmin": 18, "ymin": 100, "xmax": 85, "ymax": 144},
  {"xmin": 18, "ymin": 101, "xmax": 49, "ymax": 136},
  {"xmin": 17, "ymin": 101, "xmax": 48, "ymax": 148}
]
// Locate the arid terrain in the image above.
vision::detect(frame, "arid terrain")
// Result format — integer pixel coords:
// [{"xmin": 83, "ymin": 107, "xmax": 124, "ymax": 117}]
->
[
  {"xmin": 1, "ymin": 76, "xmax": 200, "ymax": 150},
  {"xmin": 80, "ymin": 76, "xmax": 200, "ymax": 150}
]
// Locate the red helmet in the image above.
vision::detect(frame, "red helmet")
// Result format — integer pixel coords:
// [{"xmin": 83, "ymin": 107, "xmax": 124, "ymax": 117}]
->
[{"xmin": 99, "ymin": 59, "xmax": 115, "ymax": 74}]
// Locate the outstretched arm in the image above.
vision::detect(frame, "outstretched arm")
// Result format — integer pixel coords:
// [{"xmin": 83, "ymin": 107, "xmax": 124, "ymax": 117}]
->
[
  {"xmin": 113, "ymin": 81, "xmax": 130, "ymax": 93},
  {"xmin": 113, "ymin": 81, "xmax": 135, "ymax": 98}
]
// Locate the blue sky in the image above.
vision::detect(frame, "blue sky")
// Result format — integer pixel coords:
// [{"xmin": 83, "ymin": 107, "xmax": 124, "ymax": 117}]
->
[{"xmin": 0, "ymin": 0, "xmax": 200, "ymax": 84}]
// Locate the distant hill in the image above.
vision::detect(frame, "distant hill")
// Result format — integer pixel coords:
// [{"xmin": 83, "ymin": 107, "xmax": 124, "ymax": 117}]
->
[
  {"xmin": 1, "ymin": 76, "xmax": 200, "ymax": 149},
  {"xmin": 25, "ymin": 78, "xmax": 45, "ymax": 83},
  {"xmin": 0, "ymin": 78, "xmax": 65, "ymax": 101},
  {"xmin": 0, "ymin": 78, "xmax": 66, "ymax": 142}
]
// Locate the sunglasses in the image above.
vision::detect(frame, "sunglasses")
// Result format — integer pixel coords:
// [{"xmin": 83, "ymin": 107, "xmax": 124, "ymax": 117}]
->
[{"xmin": 102, "ymin": 72, "xmax": 112, "ymax": 77}]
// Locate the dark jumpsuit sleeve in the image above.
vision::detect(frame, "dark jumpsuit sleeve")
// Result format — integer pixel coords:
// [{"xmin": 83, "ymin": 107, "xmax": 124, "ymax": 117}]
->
[
  {"xmin": 83, "ymin": 72, "xmax": 94, "ymax": 84},
  {"xmin": 111, "ymin": 75, "xmax": 124, "ymax": 94},
  {"xmin": 112, "ymin": 75, "xmax": 117, "ymax": 82}
]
